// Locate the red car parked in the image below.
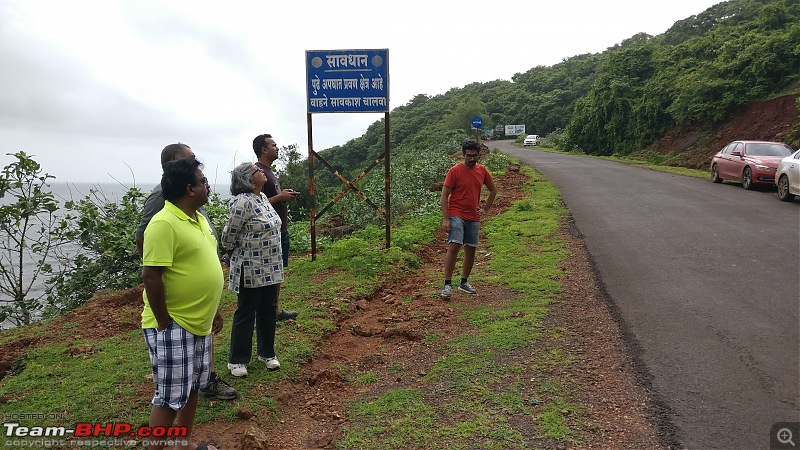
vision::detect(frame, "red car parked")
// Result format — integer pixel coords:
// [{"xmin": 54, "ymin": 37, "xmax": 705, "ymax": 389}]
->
[{"xmin": 711, "ymin": 140, "xmax": 794, "ymax": 189}]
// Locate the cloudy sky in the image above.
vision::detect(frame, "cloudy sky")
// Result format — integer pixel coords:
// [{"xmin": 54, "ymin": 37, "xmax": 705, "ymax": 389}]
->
[{"xmin": 0, "ymin": 0, "xmax": 722, "ymax": 185}]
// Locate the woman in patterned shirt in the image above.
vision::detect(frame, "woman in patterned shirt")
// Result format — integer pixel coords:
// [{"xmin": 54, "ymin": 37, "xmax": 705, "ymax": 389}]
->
[{"xmin": 221, "ymin": 162, "xmax": 284, "ymax": 377}]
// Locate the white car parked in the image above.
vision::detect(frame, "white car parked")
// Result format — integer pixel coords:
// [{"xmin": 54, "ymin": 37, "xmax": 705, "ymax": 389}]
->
[
  {"xmin": 523, "ymin": 135, "xmax": 539, "ymax": 146},
  {"xmin": 776, "ymin": 148, "xmax": 800, "ymax": 201}
]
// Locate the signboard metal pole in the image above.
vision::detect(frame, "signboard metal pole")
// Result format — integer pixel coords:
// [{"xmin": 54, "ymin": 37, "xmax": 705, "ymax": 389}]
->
[
  {"xmin": 307, "ymin": 112, "xmax": 316, "ymax": 261},
  {"xmin": 384, "ymin": 111, "xmax": 390, "ymax": 249}
]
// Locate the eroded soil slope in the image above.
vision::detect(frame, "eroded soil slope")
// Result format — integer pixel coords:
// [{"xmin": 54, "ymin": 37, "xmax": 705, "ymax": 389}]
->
[{"xmin": 650, "ymin": 93, "xmax": 800, "ymax": 168}]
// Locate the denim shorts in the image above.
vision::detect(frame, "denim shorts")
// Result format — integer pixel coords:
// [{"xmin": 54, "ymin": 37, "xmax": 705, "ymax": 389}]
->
[
  {"xmin": 447, "ymin": 216, "xmax": 479, "ymax": 247},
  {"xmin": 143, "ymin": 321, "xmax": 211, "ymax": 410}
]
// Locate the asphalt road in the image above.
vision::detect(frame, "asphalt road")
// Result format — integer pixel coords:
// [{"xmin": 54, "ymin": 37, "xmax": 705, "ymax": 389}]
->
[{"xmin": 493, "ymin": 141, "xmax": 800, "ymax": 449}]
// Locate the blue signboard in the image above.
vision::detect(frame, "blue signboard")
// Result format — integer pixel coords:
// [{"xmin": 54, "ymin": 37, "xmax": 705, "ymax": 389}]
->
[
  {"xmin": 471, "ymin": 116, "xmax": 483, "ymax": 129},
  {"xmin": 306, "ymin": 49, "xmax": 389, "ymax": 113}
]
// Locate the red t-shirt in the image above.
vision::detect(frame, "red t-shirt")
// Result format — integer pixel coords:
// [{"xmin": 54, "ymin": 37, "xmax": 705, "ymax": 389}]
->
[{"xmin": 443, "ymin": 163, "xmax": 493, "ymax": 222}]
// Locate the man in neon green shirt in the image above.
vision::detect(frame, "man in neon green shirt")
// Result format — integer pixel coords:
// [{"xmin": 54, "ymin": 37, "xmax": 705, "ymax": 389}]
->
[{"xmin": 142, "ymin": 158, "xmax": 223, "ymax": 450}]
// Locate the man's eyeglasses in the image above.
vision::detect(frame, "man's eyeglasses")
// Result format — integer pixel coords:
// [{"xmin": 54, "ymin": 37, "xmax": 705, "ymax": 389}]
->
[
  {"xmin": 190, "ymin": 177, "xmax": 209, "ymax": 192},
  {"xmin": 465, "ymin": 153, "xmax": 480, "ymax": 159}
]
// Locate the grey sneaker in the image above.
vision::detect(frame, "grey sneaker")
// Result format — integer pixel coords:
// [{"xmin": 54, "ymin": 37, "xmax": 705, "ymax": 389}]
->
[
  {"xmin": 440, "ymin": 284, "xmax": 452, "ymax": 298},
  {"xmin": 200, "ymin": 374, "xmax": 238, "ymax": 400},
  {"xmin": 258, "ymin": 355, "xmax": 281, "ymax": 371},
  {"xmin": 458, "ymin": 282, "xmax": 477, "ymax": 295}
]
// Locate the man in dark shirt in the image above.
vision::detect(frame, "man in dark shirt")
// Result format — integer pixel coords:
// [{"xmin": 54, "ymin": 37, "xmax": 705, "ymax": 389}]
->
[{"xmin": 253, "ymin": 134, "xmax": 299, "ymax": 324}]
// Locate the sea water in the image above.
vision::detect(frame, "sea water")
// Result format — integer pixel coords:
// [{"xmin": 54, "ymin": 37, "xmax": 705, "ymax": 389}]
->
[{"xmin": 0, "ymin": 181, "xmax": 231, "ymax": 328}]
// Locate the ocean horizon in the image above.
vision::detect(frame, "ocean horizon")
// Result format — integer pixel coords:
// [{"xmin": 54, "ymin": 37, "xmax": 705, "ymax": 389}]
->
[
  {"xmin": 1, "ymin": 180, "xmax": 231, "ymax": 329},
  {"xmin": 47, "ymin": 181, "xmax": 233, "ymax": 202}
]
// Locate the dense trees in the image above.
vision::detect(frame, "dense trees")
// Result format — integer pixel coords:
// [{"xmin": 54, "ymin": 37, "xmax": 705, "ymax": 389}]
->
[
  {"xmin": 564, "ymin": 0, "xmax": 799, "ymax": 154},
  {"xmin": 313, "ymin": 0, "xmax": 797, "ymax": 180}
]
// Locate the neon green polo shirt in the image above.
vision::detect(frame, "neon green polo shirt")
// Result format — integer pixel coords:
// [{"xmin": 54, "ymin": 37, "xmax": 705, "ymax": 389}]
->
[{"xmin": 141, "ymin": 201, "xmax": 223, "ymax": 336}]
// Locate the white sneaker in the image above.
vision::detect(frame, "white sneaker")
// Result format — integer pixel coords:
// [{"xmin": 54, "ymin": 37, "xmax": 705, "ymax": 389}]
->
[
  {"xmin": 227, "ymin": 363, "xmax": 248, "ymax": 377},
  {"xmin": 258, "ymin": 356, "xmax": 280, "ymax": 371}
]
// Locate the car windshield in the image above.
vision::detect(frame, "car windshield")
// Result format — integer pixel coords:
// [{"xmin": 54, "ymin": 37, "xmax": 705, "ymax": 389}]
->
[{"xmin": 746, "ymin": 143, "xmax": 792, "ymax": 157}]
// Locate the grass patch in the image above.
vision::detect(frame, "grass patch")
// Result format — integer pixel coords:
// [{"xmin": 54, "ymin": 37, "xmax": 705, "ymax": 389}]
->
[
  {"xmin": 338, "ymin": 389, "xmax": 435, "ymax": 449},
  {"xmin": 421, "ymin": 332, "xmax": 442, "ymax": 345},
  {"xmin": 537, "ymin": 398, "xmax": 582, "ymax": 441},
  {"xmin": 0, "ymin": 331, "xmax": 153, "ymax": 426},
  {"xmin": 353, "ymin": 372, "xmax": 379, "ymax": 385}
]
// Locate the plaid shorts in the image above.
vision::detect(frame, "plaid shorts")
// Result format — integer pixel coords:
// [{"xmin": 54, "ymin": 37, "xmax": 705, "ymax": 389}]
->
[{"xmin": 143, "ymin": 321, "xmax": 211, "ymax": 410}]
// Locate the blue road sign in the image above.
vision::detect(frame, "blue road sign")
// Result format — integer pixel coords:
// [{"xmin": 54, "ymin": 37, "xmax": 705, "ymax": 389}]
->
[
  {"xmin": 471, "ymin": 116, "xmax": 483, "ymax": 128},
  {"xmin": 306, "ymin": 49, "xmax": 389, "ymax": 113}
]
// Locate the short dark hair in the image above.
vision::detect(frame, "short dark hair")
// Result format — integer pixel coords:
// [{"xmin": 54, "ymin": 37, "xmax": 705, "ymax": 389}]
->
[
  {"xmin": 462, "ymin": 140, "xmax": 480, "ymax": 154},
  {"xmin": 161, "ymin": 159, "xmax": 203, "ymax": 202},
  {"xmin": 253, "ymin": 134, "xmax": 273, "ymax": 157},
  {"xmin": 160, "ymin": 143, "xmax": 191, "ymax": 169}
]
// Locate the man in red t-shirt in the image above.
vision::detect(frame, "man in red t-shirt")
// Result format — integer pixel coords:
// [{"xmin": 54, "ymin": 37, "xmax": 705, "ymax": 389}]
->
[{"xmin": 440, "ymin": 140, "xmax": 497, "ymax": 298}]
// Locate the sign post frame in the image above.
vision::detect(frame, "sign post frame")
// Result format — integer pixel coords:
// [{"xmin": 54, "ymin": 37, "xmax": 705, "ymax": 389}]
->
[{"xmin": 305, "ymin": 49, "xmax": 390, "ymax": 260}]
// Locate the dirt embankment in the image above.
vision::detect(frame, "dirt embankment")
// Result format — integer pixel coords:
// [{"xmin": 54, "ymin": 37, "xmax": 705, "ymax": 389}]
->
[{"xmin": 648, "ymin": 94, "xmax": 800, "ymax": 169}]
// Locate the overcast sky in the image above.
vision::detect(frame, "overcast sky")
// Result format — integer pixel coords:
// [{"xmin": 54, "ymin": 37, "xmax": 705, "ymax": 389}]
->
[{"xmin": 0, "ymin": 0, "xmax": 723, "ymax": 185}]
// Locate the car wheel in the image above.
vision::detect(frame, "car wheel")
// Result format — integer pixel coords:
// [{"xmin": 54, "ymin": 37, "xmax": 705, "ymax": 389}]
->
[
  {"xmin": 777, "ymin": 175, "xmax": 795, "ymax": 202},
  {"xmin": 711, "ymin": 164, "xmax": 723, "ymax": 183},
  {"xmin": 742, "ymin": 167, "xmax": 754, "ymax": 190}
]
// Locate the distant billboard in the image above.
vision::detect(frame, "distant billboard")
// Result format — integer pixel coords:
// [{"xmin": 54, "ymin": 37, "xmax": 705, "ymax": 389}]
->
[{"xmin": 505, "ymin": 124, "xmax": 526, "ymax": 136}]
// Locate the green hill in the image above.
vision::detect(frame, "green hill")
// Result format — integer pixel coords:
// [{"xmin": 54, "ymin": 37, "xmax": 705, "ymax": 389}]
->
[{"xmin": 310, "ymin": 0, "xmax": 798, "ymax": 191}]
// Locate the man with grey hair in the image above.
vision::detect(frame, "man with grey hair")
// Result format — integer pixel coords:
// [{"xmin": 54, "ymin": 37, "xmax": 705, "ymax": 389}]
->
[{"xmin": 135, "ymin": 142, "xmax": 238, "ymax": 401}]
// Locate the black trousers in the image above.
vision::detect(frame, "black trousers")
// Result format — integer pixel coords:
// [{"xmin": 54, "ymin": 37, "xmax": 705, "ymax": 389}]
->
[{"xmin": 228, "ymin": 278, "xmax": 279, "ymax": 365}]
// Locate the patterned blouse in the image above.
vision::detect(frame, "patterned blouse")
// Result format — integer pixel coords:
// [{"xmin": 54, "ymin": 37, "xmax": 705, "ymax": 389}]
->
[{"xmin": 221, "ymin": 192, "xmax": 284, "ymax": 293}]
